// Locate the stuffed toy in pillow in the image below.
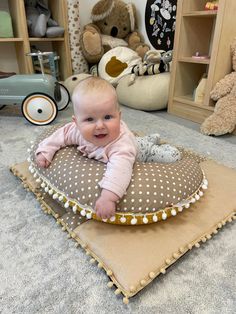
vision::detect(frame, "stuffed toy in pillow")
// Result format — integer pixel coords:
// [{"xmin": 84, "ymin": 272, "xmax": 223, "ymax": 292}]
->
[
  {"xmin": 25, "ymin": 0, "xmax": 64, "ymax": 38},
  {"xmin": 98, "ymin": 46, "xmax": 142, "ymax": 85},
  {"xmin": 80, "ymin": 0, "xmax": 150, "ymax": 64}
]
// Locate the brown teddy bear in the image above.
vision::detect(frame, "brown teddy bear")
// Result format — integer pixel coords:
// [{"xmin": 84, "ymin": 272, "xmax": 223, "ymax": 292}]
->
[
  {"xmin": 200, "ymin": 38, "xmax": 236, "ymax": 136},
  {"xmin": 80, "ymin": 0, "xmax": 149, "ymax": 64}
]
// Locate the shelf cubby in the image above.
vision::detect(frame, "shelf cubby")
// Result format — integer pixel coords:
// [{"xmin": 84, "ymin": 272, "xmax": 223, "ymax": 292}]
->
[
  {"xmin": 182, "ymin": 0, "xmax": 212, "ymax": 13},
  {"xmin": 179, "ymin": 16, "xmax": 216, "ymax": 59},
  {"xmin": 174, "ymin": 62, "xmax": 208, "ymax": 100},
  {"xmin": 0, "ymin": 0, "xmax": 72, "ymax": 80},
  {"xmin": 168, "ymin": 0, "xmax": 236, "ymax": 127}
]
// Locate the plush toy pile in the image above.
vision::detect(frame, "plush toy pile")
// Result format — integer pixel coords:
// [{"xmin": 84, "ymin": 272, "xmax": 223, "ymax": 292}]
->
[
  {"xmin": 201, "ymin": 38, "xmax": 236, "ymax": 136},
  {"xmin": 80, "ymin": 0, "xmax": 150, "ymax": 65},
  {"xmin": 64, "ymin": 0, "xmax": 173, "ymax": 112}
]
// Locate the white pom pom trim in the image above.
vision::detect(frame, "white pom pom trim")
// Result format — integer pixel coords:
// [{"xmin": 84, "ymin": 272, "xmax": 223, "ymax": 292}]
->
[
  {"xmin": 131, "ymin": 216, "xmax": 137, "ymax": 225},
  {"xmin": 120, "ymin": 216, "xmax": 126, "ymax": 223},
  {"xmin": 162, "ymin": 212, "xmax": 167, "ymax": 220},
  {"xmin": 64, "ymin": 201, "xmax": 70, "ymax": 208},
  {"xmin": 30, "ymin": 159, "xmax": 208, "ymax": 226},
  {"xmin": 143, "ymin": 216, "xmax": 148, "ymax": 224}
]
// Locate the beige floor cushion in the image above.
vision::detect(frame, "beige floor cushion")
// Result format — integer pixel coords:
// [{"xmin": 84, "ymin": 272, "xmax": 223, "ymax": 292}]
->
[{"xmin": 10, "ymin": 159, "xmax": 236, "ymax": 304}]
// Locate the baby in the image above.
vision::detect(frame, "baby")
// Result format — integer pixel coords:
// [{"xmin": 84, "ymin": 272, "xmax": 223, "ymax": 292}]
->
[{"xmin": 35, "ymin": 77, "xmax": 181, "ymax": 219}]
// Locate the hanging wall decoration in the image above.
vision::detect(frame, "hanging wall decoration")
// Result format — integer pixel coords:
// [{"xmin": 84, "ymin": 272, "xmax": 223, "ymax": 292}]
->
[{"xmin": 145, "ymin": 0, "xmax": 177, "ymax": 51}]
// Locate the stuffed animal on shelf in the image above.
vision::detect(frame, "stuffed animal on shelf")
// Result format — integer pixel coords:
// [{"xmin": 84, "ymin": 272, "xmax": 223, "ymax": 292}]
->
[
  {"xmin": 25, "ymin": 0, "xmax": 64, "ymax": 38},
  {"xmin": 0, "ymin": 11, "xmax": 14, "ymax": 38},
  {"xmin": 200, "ymin": 38, "xmax": 236, "ymax": 136},
  {"xmin": 80, "ymin": 0, "xmax": 150, "ymax": 64}
]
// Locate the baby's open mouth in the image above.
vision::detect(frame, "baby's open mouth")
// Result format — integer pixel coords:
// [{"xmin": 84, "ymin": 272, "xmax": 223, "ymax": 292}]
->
[{"xmin": 95, "ymin": 134, "xmax": 107, "ymax": 139}]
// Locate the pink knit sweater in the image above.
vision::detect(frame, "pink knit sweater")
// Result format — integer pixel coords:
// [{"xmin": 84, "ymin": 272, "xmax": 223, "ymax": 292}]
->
[{"xmin": 36, "ymin": 121, "xmax": 137, "ymax": 198}]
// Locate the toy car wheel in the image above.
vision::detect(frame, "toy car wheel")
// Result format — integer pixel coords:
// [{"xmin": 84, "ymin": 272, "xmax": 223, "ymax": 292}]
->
[
  {"xmin": 56, "ymin": 83, "xmax": 70, "ymax": 111},
  {"xmin": 0, "ymin": 105, "xmax": 6, "ymax": 110},
  {"xmin": 21, "ymin": 93, "xmax": 58, "ymax": 126}
]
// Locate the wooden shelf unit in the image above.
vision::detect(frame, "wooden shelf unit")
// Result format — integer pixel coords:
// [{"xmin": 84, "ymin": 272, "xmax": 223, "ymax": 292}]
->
[
  {"xmin": 0, "ymin": 0, "xmax": 72, "ymax": 80},
  {"xmin": 168, "ymin": 0, "xmax": 236, "ymax": 125}
]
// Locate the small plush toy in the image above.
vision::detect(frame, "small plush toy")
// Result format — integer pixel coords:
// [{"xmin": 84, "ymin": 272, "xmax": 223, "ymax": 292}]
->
[
  {"xmin": 128, "ymin": 49, "xmax": 173, "ymax": 85},
  {"xmin": 159, "ymin": 50, "xmax": 173, "ymax": 73},
  {"xmin": 80, "ymin": 0, "xmax": 149, "ymax": 64},
  {"xmin": 131, "ymin": 50, "xmax": 161, "ymax": 74},
  {"xmin": 205, "ymin": 1, "xmax": 219, "ymax": 10},
  {"xmin": 63, "ymin": 73, "xmax": 92, "ymax": 95},
  {"xmin": 200, "ymin": 38, "xmax": 236, "ymax": 136},
  {"xmin": 25, "ymin": 0, "xmax": 64, "ymax": 38}
]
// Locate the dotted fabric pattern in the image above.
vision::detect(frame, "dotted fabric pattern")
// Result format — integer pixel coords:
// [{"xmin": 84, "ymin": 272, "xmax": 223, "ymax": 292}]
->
[
  {"xmin": 60, "ymin": 211, "xmax": 88, "ymax": 228},
  {"xmin": 31, "ymin": 125, "xmax": 204, "ymax": 215},
  {"xmin": 67, "ymin": 0, "xmax": 89, "ymax": 74}
]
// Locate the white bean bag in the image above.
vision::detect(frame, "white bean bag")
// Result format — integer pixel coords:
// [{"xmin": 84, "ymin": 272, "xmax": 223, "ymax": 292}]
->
[{"xmin": 116, "ymin": 72, "xmax": 170, "ymax": 111}]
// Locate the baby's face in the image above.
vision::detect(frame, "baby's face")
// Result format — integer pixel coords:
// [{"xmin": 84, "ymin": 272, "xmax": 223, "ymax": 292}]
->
[{"xmin": 74, "ymin": 91, "xmax": 121, "ymax": 147}]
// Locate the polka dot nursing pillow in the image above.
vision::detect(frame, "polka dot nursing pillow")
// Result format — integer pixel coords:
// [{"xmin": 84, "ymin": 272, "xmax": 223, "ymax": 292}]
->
[{"xmin": 29, "ymin": 125, "xmax": 208, "ymax": 225}]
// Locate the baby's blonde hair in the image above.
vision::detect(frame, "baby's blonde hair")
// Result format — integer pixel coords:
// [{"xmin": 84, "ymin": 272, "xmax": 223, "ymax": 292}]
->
[{"xmin": 72, "ymin": 76, "xmax": 119, "ymax": 114}]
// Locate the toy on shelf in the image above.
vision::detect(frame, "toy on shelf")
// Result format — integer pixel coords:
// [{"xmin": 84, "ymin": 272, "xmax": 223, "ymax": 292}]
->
[
  {"xmin": 0, "ymin": 51, "xmax": 70, "ymax": 125},
  {"xmin": 193, "ymin": 73, "xmax": 207, "ymax": 104},
  {"xmin": 205, "ymin": 1, "xmax": 219, "ymax": 11},
  {"xmin": 0, "ymin": 11, "xmax": 14, "ymax": 38},
  {"xmin": 192, "ymin": 52, "xmax": 210, "ymax": 60},
  {"xmin": 25, "ymin": 0, "xmax": 64, "ymax": 38}
]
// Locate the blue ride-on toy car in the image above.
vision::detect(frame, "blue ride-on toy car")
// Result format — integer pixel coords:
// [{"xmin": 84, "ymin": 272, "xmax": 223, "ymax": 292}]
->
[{"xmin": 0, "ymin": 51, "xmax": 70, "ymax": 125}]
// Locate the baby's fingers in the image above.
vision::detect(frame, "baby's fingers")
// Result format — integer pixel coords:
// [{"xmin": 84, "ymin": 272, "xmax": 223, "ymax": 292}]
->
[
  {"xmin": 45, "ymin": 160, "xmax": 51, "ymax": 168},
  {"xmin": 95, "ymin": 206, "xmax": 106, "ymax": 219},
  {"xmin": 36, "ymin": 159, "xmax": 45, "ymax": 168},
  {"xmin": 95, "ymin": 208, "xmax": 103, "ymax": 219}
]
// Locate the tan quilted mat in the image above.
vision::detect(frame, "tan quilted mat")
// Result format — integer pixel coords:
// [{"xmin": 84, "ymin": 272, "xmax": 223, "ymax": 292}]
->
[{"xmin": 10, "ymin": 160, "xmax": 236, "ymax": 303}]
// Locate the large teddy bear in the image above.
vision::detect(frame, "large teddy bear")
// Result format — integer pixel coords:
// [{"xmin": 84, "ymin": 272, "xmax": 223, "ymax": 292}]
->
[
  {"xmin": 200, "ymin": 38, "xmax": 236, "ymax": 136},
  {"xmin": 80, "ymin": 0, "xmax": 150, "ymax": 64}
]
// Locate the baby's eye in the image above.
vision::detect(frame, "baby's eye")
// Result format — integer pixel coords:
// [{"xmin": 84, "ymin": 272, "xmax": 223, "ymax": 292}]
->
[
  {"xmin": 86, "ymin": 117, "xmax": 94, "ymax": 122},
  {"xmin": 104, "ymin": 115, "xmax": 112, "ymax": 120}
]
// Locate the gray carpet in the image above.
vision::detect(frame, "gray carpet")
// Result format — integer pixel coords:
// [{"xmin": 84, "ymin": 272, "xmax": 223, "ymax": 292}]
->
[{"xmin": 0, "ymin": 104, "xmax": 235, "ymax": 314}]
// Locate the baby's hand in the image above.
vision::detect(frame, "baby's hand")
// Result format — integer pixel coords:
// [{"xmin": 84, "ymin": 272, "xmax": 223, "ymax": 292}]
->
[
  {"xmin": 35, "ymin": 153, "xmax": 51, "ymax": 168},
  {"xmin": 95, "ymin": 189, "xmax": 119, "ymax": 220},
  {"xmin": 95, "ymin": 198, "xmax": 116, "ymax": 220}
]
